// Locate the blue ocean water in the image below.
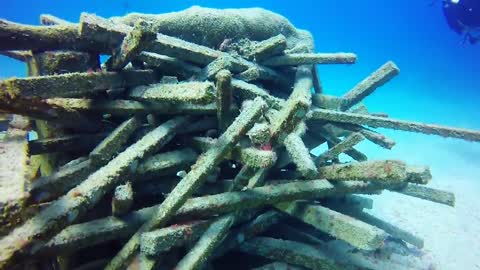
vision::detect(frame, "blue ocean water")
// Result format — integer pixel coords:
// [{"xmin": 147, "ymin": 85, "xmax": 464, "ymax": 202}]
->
[{"xmin": 1, "ymin": 1, "xmax": 480, "ymax": 269}]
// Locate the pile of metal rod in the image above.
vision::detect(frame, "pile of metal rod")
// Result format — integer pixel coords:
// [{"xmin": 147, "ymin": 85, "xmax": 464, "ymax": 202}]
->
[{"xmin": 0, "ymin": 8, "xmax": 478, "ymax": 270}]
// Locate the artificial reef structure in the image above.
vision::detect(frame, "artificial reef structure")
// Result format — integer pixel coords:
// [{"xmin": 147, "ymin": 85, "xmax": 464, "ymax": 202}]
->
[{"xmin": 0, "ymin": 6, "xmax": 477, "ymax": 270}]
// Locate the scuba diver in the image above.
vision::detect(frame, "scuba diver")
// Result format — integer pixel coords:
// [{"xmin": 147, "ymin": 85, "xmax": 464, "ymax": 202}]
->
[{"xmin": 442, "ymin": 0, "xmax": 480, "ymax": 44}]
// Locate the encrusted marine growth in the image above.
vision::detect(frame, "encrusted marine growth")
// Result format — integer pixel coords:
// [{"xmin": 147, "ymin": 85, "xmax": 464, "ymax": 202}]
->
[{"xmin": 0, "ymin": 6, "xmax": 478, "ymax": 270}]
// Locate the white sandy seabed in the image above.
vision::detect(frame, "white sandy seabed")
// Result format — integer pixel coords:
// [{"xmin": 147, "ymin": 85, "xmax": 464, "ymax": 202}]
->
[{"xmin": 357, "ymin": 131, "xmax": 480, "ymax": 270}]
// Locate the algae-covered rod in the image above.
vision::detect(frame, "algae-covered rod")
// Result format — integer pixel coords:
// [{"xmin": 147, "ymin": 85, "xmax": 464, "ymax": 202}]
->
[
  {"xmin": 340, "ymin": 61, "xmax": 400, "ymax": 111},
  {"xmin": 215, "ymin": 69, "xmax": 234, "ymax": 133},
  {"xmin": 317, "ymin": 160, "xmax": 431, "ymax": 184},
  {"xmin": 309, "ymin": 108, "xmax": 480, "ymax": 142},
  {"xmin": 105, "ymin": 19, "xmax": 156, "ymax": 71},
  {"xmin": 39, "ymin": 14, "xmax": 73, "ymax": 26},
  {"xmin": 262, "ymin": 53, "xmax": 357, "ymax": 66},
  {"xmin": 0, "ymin": 69, "xmax": 159, "ymax": 98},
  {"xmin": 238, "ymin": 237, "xmax": 345, "ymax": 270},
  {"xmin": 248, "ymin": 34, "xmax": 287, "ymax": 61},
  {"xmin": 391, "ymin": 183, "xmax": 455, "ymax": 207},
  {"xmin": 315, "ymin": 133, "xmax": 365, "ymax": 165},
  {"xmin": 270, "ymin": 65, "xmax": 312, "ymax": 142},
  {"xmin": 0, "ymin": 19, "xmax": 108, "ymax": 52},
  {"xmin": 284, "ymin": 130, "xmax": 318, "ymax": 179},
  {"xmin": 275, "ymin": 201, "xmax": 388, "ymax": 251}
]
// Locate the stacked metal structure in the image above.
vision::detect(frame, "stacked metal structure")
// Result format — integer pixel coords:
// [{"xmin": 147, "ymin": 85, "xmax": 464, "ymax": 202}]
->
[{"xmin": 0, "ymin": 7, "xmax": 477, "ymax": 270}]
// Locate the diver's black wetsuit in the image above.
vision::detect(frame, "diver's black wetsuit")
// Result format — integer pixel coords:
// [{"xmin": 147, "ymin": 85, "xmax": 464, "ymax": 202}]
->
[{"xmin": 442, "ymin": 0, "xmax": 480, "ymax": 43}]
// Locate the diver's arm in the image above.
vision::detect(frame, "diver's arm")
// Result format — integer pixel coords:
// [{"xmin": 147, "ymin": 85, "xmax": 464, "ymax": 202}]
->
[
  {"xmin": 467, "ymin": 32, "xmax": 480, "ymax": 44},
  {"xmin": 443, "ymin": 3, "xmax": 463, "ymax": 34}
]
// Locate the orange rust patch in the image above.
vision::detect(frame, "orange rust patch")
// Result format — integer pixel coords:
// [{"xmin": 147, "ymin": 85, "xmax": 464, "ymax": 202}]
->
[{"xmin": 71, "ymin": 190, "xmax": 82, "ymax": 197}]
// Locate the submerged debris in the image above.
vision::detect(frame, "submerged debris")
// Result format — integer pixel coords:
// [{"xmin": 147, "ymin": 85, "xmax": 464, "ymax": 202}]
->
[{"xmin": 0, "ymin": 6, "xmax": 478, "ymax": 270}]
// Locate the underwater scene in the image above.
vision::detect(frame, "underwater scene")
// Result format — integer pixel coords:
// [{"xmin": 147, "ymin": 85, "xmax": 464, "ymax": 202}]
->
[{"xmin": 0, "ymin": 1, "xmax": 479, "ymax": 269}]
